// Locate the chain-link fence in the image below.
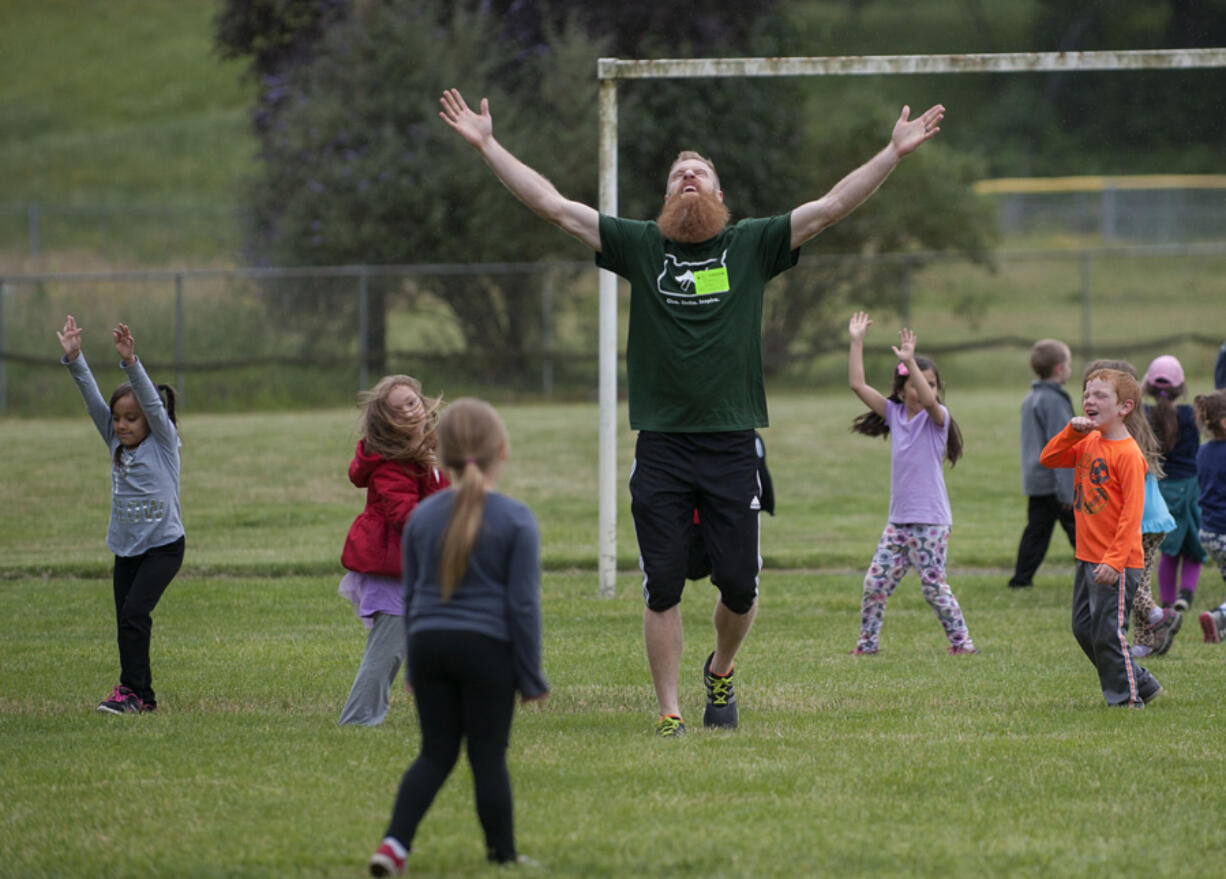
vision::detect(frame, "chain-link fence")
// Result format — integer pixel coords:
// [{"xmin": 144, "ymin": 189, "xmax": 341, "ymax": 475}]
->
[{"xmin": 2, "ymin": 243, "xmax": 1224, "ymax": 415}]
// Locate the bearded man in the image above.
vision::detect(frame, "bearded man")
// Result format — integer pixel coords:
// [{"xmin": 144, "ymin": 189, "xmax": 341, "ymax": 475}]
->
[{"xmin": 439, "ymin": 87, "xmax": 944, "ymax": 736}]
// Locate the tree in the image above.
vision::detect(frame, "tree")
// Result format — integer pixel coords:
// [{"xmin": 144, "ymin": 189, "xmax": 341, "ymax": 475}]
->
[
  {"xmin": 214, "ymin": 0, "xmax": 353, "ymax": 149},
  {"xmin": 219, "ymin": 0, "xmax": 996, "ymax": 381},
  {"xmin": 760, "ymin": 108, "xmax": 998, "ymax": 376},
  {"xmin": 228, "ymin": 0, "xmax": 605, "ymax": 378}
]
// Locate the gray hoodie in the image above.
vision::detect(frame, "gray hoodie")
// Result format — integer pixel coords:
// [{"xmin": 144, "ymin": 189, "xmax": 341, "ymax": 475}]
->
[
  {"xmin": 65, "ymin": 354, "xmax": 184, "ymax": 557},
  {"xmin": 1020, "ymin": 379, "xmax": 1075, "ymax": 504}
]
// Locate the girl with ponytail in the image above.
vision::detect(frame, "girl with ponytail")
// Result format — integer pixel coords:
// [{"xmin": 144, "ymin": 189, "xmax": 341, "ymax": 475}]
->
[
  {"xmin": 370, "ymin": 398, "xmax": 547, "ymax": 877},
  {"xmin": 57, "ymin": 316, "xmax": 185, "ymax": 715},
  {"xmin": 1143, "ymin": 355, "xmax": 1208, "ymax": 613}
]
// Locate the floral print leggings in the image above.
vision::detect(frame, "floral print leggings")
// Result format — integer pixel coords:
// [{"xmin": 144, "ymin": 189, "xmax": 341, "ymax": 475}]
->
[{"xmin": 854, "ymin": 523, "xmax": 974, "ymax": 653}]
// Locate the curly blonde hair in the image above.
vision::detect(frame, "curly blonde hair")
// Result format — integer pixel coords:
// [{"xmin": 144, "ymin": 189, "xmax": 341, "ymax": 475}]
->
[{"xmin": 357, "ymin": 374, "xmax": 442, "ymax": 470}]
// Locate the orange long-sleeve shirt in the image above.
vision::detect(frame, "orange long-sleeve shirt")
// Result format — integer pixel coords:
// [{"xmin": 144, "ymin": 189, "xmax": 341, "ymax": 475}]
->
[{"xmin": 1040, "ymin": 424, "xmax": 1145, "ymax": 571}]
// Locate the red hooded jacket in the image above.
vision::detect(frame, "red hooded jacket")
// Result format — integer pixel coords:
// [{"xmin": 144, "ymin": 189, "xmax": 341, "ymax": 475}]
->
[{"xmin": 340, "ymin": 440, "xmax": 449, "ymax": 577}]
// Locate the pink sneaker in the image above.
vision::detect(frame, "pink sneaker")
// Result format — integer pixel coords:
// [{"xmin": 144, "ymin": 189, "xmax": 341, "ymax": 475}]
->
[
  {"xmin": 1201, "ymin": 610, "xmax": 1225, "ymax": 644},
  {"xmin": 369, "ymin": 840, "xmax": 406, "ymax": 877},
  {"xmin": 850, "ymin": 645, "xmax": 879, "ymax": 655},
  {"xmin": 947, "ymin": 644, "xmax": 979, "ymax": 655},
  {"xmin": 96, "ymin": 685, "xmax": 145, "ymax": 715}
]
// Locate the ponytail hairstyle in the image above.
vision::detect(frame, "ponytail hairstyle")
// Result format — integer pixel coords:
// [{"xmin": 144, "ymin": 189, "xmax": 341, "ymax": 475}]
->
[
  {"xmin": 436, "ymin": 398, "xmax": 509, "ymax": 601},
  {"xmin": 1142, "ymin": 355, "xmax": 1186, "ymax": 454},
  {"xmin": 357, "ymin": 374, "xmax": 442, "ymax": 470},
  {"xmin": 108, "ymin": 381, "xmax": 177, "ymax": 426},
  {"xmin": 108, "ymin": 381, "xmax": 178, "ymax": 466},
  {"xmin": 1193, "ymin": 390, "xmax": 1226, "ymax": 442},
  {"xmin": 1083, "ymin": 359, "xmax": 1164, "ymax": 478},
  {"xmin": 850, "ymin": 355, "xmax": 963, "ymax": 465}
]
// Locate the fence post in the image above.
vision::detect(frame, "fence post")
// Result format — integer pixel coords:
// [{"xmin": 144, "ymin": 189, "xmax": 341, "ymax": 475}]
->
[
  {"xmin": 358, "ymin": 272, "xmax": 369, "ymax": 392},
  {"xmin": 900, "ymin": 256, "xmax": 913, "ymax": 328},
  {"xmin": 540, "ymin": 266, "xmax": 554, "ymax": 398},
  {"xmin": 0, "ymin": 281, "xmax": 6, "ymax": 415},
  {"xmin": 27, "ymin": 203, "xmax": 40, "ymax": 258},
  {"xmin": 1101, "ymin": 184, "xmax": 1116, "ymax": 242},
  {"xmin": 174, "ymin": 272, "xmax": 185, "ymax": 403},
  {"xmin": 1080, "ymin": 250, "xmax": 1093, "ymax": 362}
]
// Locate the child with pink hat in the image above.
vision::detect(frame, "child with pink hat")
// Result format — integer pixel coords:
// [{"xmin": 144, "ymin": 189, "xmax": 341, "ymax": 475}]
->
[{"xmin": 1143, "ymin": 354, "xmax": 1208, "ymax": 613}]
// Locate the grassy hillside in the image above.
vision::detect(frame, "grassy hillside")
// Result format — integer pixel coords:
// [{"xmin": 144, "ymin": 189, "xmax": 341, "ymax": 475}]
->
[{"xmin": 0, "ymin": 0, "xmax": 255, "ymax": 206}]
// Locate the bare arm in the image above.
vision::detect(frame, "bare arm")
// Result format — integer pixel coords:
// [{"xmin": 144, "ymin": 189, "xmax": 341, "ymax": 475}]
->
[
  {"xmin": 892, "ymin": 327, "xmax": 944, "ymax": 426},
  {"xmin": 439, "ymin": 89, "xmax": 601, "ymax": 251},
  {"xmin": 848, "ymin": 312, "xmax": 887, "ymax": 417},
  {"xmin": 790, "ymin": 104, "xmax": 944, "ymax": 250}
]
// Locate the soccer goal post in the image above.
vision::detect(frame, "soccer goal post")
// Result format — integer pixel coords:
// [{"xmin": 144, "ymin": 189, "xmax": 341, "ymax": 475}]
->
[{"xmin": 593, "ymin": 48, "xmax": 1226, "ymax": 597}]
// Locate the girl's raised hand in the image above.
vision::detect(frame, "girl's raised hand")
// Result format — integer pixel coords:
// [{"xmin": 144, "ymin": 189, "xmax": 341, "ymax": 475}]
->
[
  {"xmin": 113, "ymin": 323, "xmax": 136, "ymax": 366},
  {"xmin": 56, "ymin": 314, "xmax": 83, "ymax": 361},
  {"xmin": 892, "ymin": 328, "xmax": 917, "ymax": 362},
  {"xmin": 848, "ymin": 311, "xmax": 872, "ymax": 342}
]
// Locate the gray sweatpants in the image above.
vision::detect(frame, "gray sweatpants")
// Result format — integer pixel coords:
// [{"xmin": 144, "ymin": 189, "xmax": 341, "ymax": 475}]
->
[
  {"xmin": 1071, "ymin": 561, "xmax": 1161, "ymax": 706},
  {"xmin": 338, "ymin": 612, "xmax": 405, "ymax": 726}
]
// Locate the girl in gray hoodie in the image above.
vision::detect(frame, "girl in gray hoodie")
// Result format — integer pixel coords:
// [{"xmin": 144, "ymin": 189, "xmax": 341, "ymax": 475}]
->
[{"xmin": 58, "ymin": 315, "xmax": 184, "ymax": 715}]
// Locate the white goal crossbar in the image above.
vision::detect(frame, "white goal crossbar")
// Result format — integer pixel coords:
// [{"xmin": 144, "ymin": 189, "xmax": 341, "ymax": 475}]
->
[{"xmin": 592, "ymin": 48, "xmax": 1226, "ymax": 596}]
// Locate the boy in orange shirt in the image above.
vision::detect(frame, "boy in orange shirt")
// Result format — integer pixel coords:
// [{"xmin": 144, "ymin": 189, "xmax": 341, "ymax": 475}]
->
[{"xmin": 1040, "ymin": 368, "xmax": 1162, "ymax": 708}]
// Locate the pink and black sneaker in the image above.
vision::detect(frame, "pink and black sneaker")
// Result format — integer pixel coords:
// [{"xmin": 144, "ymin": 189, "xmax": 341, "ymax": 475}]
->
[{"xmin": 96, "ymin": 685, "xmax": 145, "ymax": 715}]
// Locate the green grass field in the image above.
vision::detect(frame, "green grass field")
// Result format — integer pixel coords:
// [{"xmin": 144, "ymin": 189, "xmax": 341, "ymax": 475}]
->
[{"xmin": 4, "ymin": 393, "xmax": 1226, "ymax": 878}]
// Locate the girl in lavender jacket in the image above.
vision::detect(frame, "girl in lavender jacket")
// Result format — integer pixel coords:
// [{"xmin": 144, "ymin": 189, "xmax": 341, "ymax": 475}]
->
[{"xmin": 846, "ymin": 312, "xmax": 976, "ymax": 656}]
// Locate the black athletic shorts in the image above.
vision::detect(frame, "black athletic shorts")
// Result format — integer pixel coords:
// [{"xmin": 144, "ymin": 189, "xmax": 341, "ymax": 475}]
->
[{"xmin": 629, "ymin": 430, "xmax": 762, "ymax": 614}]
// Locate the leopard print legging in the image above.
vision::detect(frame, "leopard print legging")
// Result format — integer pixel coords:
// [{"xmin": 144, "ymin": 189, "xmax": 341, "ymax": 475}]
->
[{"xmin": 1132, "ymin": 531, "xmax": 1167, "ymax": 649}]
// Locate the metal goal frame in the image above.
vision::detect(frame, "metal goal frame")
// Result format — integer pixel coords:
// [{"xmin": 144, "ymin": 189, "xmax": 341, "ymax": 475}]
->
[{"xmin": 593, "ymin": 48, "xmax": 1226, "ymax": 596}]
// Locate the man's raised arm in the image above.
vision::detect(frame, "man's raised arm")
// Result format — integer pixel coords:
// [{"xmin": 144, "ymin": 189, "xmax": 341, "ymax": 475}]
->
[
  {"xmin": 789, "ymin": 103, "xmax": 944, "ymax": 250},
  {"xmin": 439, "ymin": 88, "xmax": 601, "ymax": 251}
]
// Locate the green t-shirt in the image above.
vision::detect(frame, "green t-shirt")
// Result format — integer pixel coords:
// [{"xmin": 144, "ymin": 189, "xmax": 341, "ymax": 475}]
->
[{"xmin": 596, "ymin": 213, "xmax": 798, "ymax": 432}]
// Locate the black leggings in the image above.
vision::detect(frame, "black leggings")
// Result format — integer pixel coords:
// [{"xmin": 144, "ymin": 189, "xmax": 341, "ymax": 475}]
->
[
  {"xmin": 112, "ymin": 536, "xmax": 184, "ymax": 706},
  {"xmin": 385, "ymin": 629, "xmax": 517, "ymax": 863}
]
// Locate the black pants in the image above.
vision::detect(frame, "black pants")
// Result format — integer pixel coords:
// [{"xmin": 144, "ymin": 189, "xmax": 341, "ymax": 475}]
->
[
  {"xmin": 1071, "ymin": 562, "xmax": 1160, "ymax": 706},
  {"xmin": 112, "ymin": 535, "xmax": 184, "ymax": 706},
  {"xmin": 386, "ymin": 629, "xmax": 518, "ymax": 863},
  {"xmin": 1009, "ymin": 494, "xmax": 1076, "ymax": 585}
]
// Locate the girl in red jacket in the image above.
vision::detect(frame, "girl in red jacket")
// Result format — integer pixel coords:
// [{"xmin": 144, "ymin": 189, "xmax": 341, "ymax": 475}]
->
[{"xmin": 338, "ymin": 375, "xmax": 448, "ymax": 725}]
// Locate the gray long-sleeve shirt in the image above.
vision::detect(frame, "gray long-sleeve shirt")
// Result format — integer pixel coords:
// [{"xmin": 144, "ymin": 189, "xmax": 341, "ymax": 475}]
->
[
  {"xmin": 402, "ymin": 489, "xmax": 547, "ymax": 699},
  {"xmin": 65, "ymin": 353, "xmax": 184, "ymax": 557},
  {"xmin": 1020, "ymin": 379, "xmax": 1075, "ymax": 504}
]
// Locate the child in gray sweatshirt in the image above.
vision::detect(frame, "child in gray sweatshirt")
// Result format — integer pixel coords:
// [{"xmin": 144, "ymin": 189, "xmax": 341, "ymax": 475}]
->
[
  {"xmin": 58, "ymin": 315, "xmax": 184, "ymax": 715},
  {"xmin": 1009, "ymin": 339, "xmax": 1076, "ymax": 587}
]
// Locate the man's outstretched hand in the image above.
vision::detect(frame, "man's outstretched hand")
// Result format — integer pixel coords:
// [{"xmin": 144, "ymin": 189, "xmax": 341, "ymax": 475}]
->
[
  {"xmin": 892, "ymin": 104, "xmax": 944, "ymax": 157},
  {"xmin": 439, "ymin": 88, "xmax": 493, "ymax": 150}
]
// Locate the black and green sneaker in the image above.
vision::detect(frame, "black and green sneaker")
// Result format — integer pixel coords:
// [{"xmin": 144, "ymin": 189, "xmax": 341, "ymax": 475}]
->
[
  {"xmin": 656, "ymin": 714, "xmax": 685, "ymax": 737},
  {"xmin": 702, "ymin": 652, "xmax": 738, "ymax": 729}
]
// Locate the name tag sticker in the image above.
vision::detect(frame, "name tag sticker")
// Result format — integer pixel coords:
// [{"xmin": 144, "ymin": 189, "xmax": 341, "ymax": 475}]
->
[{"xmin": 693, "ymin": 267, "xmax": 729, "ymax": 295}]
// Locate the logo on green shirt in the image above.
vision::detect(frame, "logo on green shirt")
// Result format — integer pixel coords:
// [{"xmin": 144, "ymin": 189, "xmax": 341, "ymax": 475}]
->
[{"xmin": 660, "ymin": 255, "xmax": 730, "ymax": 298}]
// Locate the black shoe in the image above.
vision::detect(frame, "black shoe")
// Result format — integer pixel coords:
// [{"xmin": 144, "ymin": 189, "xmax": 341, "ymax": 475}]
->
[
  {"xmin": 96, "ymin": 685, "xmax": 144, "ymax": 715},
  {"xmin": 1007, "ymin": 580, "xmax": 1033, "ymax": 588},
  {"xmin": 1174, "ymin": 589, "xmax": 1193, "ymax": 613},
  {"xmin": 655, "ymin": 714, "xmax": 685, "ymax": 737},
  {"xmin": 702, "ymin": 652, "xmax": 738, "ymax": 729}
]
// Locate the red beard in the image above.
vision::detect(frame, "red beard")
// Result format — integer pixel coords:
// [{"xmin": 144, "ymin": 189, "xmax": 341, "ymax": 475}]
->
[{"xmin": 655, "ymin": 190, "xmax": 730, "ymax": 243}]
